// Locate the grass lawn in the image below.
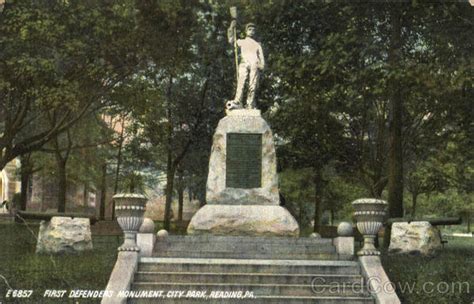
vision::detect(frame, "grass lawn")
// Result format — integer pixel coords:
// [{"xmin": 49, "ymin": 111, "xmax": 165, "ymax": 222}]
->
[
  {"xmin": 0, "ymin": 221, "xmax": 472, "ymax": 303},
  {"xmin": 381, "ymin": 237, "xmax": 474, "ymax": 304},
  {"xmin": 0, "ymin": 222, "xmax": 120, "ymax": 303}
]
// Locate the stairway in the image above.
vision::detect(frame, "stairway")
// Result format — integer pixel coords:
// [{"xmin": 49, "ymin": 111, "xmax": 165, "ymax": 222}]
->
[{"xmin": 129, "ymin": 236, "xmax": 374, "ymax": 303}]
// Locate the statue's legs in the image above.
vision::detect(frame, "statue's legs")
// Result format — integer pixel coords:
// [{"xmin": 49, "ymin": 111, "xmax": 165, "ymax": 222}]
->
[
  {"xmin": 233, "ymin": 63, "xmax": 249, "ymax": 105},
  {"xmin": 246, "ymin": 66, "xmax": 259, "ymax": 109}
]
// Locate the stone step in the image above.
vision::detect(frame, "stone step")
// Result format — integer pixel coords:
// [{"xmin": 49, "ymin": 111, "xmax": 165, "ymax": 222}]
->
[
  {"xmin": 135, "ymin": 271, "xmax": 364, "ymax": 285},
  {"xmin": 131, "ymin": 282, "xmax": 371, "ymax": 298},
  {"xmin": 128, "ymin": 296, "xmax": 374, "ymax": 304},
  {"xmin": 154, "ymin": 242, "xmax": 336, "ymax": 252},
  {"xmin": 138, "ymin": 258, "xmax": 361, "ymax": 275},
  {"xmin": 153, "ymin": 251, "xmax": 340, "ymax": 260},
  {"xmin": 153, "ymin": 235, "xmax": 338, "ymax": 260},
  {"xmin": 160, "ymin": 235, "xmax": 333, "ymax": 245}
]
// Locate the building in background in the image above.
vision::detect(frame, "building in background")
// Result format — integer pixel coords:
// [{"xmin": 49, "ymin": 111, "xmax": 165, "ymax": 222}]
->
[{"xmin": 0, "ymin": 159, "xmax": 21, "ymax": 214}]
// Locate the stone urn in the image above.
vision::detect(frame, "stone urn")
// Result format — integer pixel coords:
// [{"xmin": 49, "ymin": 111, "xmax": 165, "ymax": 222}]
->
[
  {"xmin": 352, "ymin": 198, "xmax": 388, "ymax": 256},
  {"xmin": 113, "ymin": 193, "xmax": 147, "ymax": 252}
]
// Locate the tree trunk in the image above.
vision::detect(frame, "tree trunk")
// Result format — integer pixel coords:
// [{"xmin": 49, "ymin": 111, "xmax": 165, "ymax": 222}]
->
[
  {"xmin": 99, "ymin": 162, "xmax": 107, "ymax": 220},
  {"xmin": 53, "ymin": 130, "xmax": 72, "ymax": 214},
  {"xmin": 19, "ymin": 154, "xmax": 32, "ymax": 211},
  {"xmin": 161, "ymin": 73, "xmax": 197, "ymax": 229},
  {"xmin": 112, "ymin": 117, "xmax": 125, "ymax": 219},
  {"xmin": 177, "ymin": 168, "xmax": 184, "ymax": 222},
  {"xmin": 56, "ymin": 158, "xmax": 67, "ymax": 213},
  {"xmin": 373, "ymin": 177, "xmax": 388, "ymax": 198},
  {"xmin": 164, "ymin": 148, "xmax": 176, "ymax": 231},
  {"xmin": 467, "ymin": 214, "xmax": 471, "ymax": 233},
  {"xmin": 19, "ymin": 170, "xmax": 29, "ymax": 211},
  {"xmin": 385, "ymin": 5, "xmax": 404, "ymax": 248},
  {"xmin": 163, "ymin": 75, "xmax": 174, "ymax": 231},
  {"xmin": 312, "ymin": 169, "xmax": 323, "ymax": 233},
  {"xmin": 411, "ymin": 192, "xmax": 418, "ymax": 217},
  {"xmin": 298, "ymin": 203, "xmax": 303, "ymax": 226},
  {"xmin": 40, "ymin": 168, "xmax": 45, "ymax": 211},
  {"xmin": 82, "ymin": 183, "xmax": 88, "ymax": 207},
  {"xmin": 373, "ymin": 116, "xmax": 388, "ymax": 198}
]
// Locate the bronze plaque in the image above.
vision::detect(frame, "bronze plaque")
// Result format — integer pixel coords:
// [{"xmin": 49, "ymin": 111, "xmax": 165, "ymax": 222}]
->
[{"xmin": 226, "ymin": 133, "xmax": 262, "ymax": 188}]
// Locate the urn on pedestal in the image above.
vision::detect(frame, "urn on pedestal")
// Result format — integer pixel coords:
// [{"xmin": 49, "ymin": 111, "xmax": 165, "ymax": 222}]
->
[
  {"xmin": 113, "ymin": 193, "xmax": 147, "ymax": 252},
  {"xmin": 352, "ymin": 198, "xmax": 387, "ymax": 256}
]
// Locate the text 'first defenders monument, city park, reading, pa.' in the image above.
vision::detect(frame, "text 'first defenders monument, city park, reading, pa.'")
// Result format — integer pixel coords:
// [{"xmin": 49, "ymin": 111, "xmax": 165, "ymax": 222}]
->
[{"xmin": 102, "ymin": 9, "xmax": 401, "ymax": 304}]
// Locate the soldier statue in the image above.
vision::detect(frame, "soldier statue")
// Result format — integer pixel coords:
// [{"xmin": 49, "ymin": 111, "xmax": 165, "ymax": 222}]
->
[{"xmin": 226, "ymin": 19, "xmax": 265, "ymax": 110}]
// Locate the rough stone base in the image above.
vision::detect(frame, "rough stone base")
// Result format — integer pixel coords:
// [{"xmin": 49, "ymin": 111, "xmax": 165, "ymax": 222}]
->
[
  {"xmin": 36, "ymin": 216, "xmax": 93, "ymax": 254},
  {"xmin": 187, "ymin": 205, "xmax": 299, "ymax": 237},
  {"xmin": 388, "ymin": 221, "xmax": 442, "ymax": 256}
]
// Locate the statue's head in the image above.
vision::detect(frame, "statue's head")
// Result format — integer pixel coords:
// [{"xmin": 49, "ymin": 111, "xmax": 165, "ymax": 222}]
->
[{"xmin": 245, "ymin": 23, "xmax": 256, "ymax": 37}]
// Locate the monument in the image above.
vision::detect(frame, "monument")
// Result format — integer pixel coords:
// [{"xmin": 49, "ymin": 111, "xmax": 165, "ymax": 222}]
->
[
  {"xmin": 187, "ymin": 14, "xmax": 299, "ymax": 237},
  {"xmin": 103, "ymin": 11, "xmax": 398, "ymax": 304}
]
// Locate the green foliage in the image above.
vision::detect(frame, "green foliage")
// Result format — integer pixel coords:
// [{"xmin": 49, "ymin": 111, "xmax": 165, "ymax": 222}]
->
[
  {"xmin": 2, "ymin": 1, "xmax": 471, "ymax": 224},
  {"xmin": 413, "ymin": 190, "xmax": 474, "ymax": 219},
  {"xmin": 118, "ymin": 171, "xmax": 146, "ymax": 194},
  {"xmin": 28, "ymin": 113, "xmax": 114, "ymax": 195},
  {"xmin": 111, "ymin": 1, "xmax": 231, "ymax": 215},
  {"xmin": 325, "ymin": 173, "xmax": 368, "ymax": 221},
  {"xmin": 249, "ymin": 2, "xmax": 472, "ymax": 220},
  {"xmin": 279, "ymin": 168, "xmax": 314, "ymax": 228},
  {"xmin": 0, "ymin": 0, "xmax": 138, "ymax": 168},
  {"xmin": 280, "ymin": 166, "xmax": 369, "ymax": 228}
]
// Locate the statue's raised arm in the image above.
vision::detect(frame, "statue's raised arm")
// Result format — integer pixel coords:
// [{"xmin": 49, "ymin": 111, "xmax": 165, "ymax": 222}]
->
[{"xmin": 227, "ymin": 20, "xmax": 237, "ymax": 45}]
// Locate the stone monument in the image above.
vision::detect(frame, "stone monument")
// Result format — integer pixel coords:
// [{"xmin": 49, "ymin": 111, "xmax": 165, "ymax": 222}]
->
[{"xmin": 188, "ymin": 15, "xmax": 299, "ymax": 236}]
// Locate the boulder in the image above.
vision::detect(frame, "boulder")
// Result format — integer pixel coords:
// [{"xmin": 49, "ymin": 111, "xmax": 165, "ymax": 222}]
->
[
  {"xmin": 36, "ymin": 216, "xmax": 93, "ymax": 254},
  {"xmin": 388, "ymin": 221, "xmax": 442, "ymax": 256},
  {"xmin": 187, "ymin": 205, "xmax": 299, "ymax": 237}
]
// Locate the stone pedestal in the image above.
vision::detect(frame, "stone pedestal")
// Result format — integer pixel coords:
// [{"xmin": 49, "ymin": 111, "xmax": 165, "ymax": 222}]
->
[
  {"xmin": 188, "ymin": 109, "xmax": 299, "ymax": 236},
  {"xmin": 188, "ymin": 205, "xmax": 299, "ymax": 236}
]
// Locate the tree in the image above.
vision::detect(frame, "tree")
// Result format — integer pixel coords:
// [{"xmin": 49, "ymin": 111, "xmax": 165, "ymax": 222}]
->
[
  {"xmin": 405, "ymin": 157, "xmax": 448, "ymax": 217},
  {"xmin": 126, "ymin": 1, "xmax": 228, "ymax": 230},
  {"xmin": 245, "ymin": 2, "xmax": 354, "ymax": 232},
  {"xmin": 0, "ymin": 0, "xmax": 138, "ymax": 170},
  {"xmin": 18, "ymin": 152, "xmax": 39, "ymax": 211},
  {"xmin": 33, "ymin": 112, "xmax": 114, "ymax": 213}
]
